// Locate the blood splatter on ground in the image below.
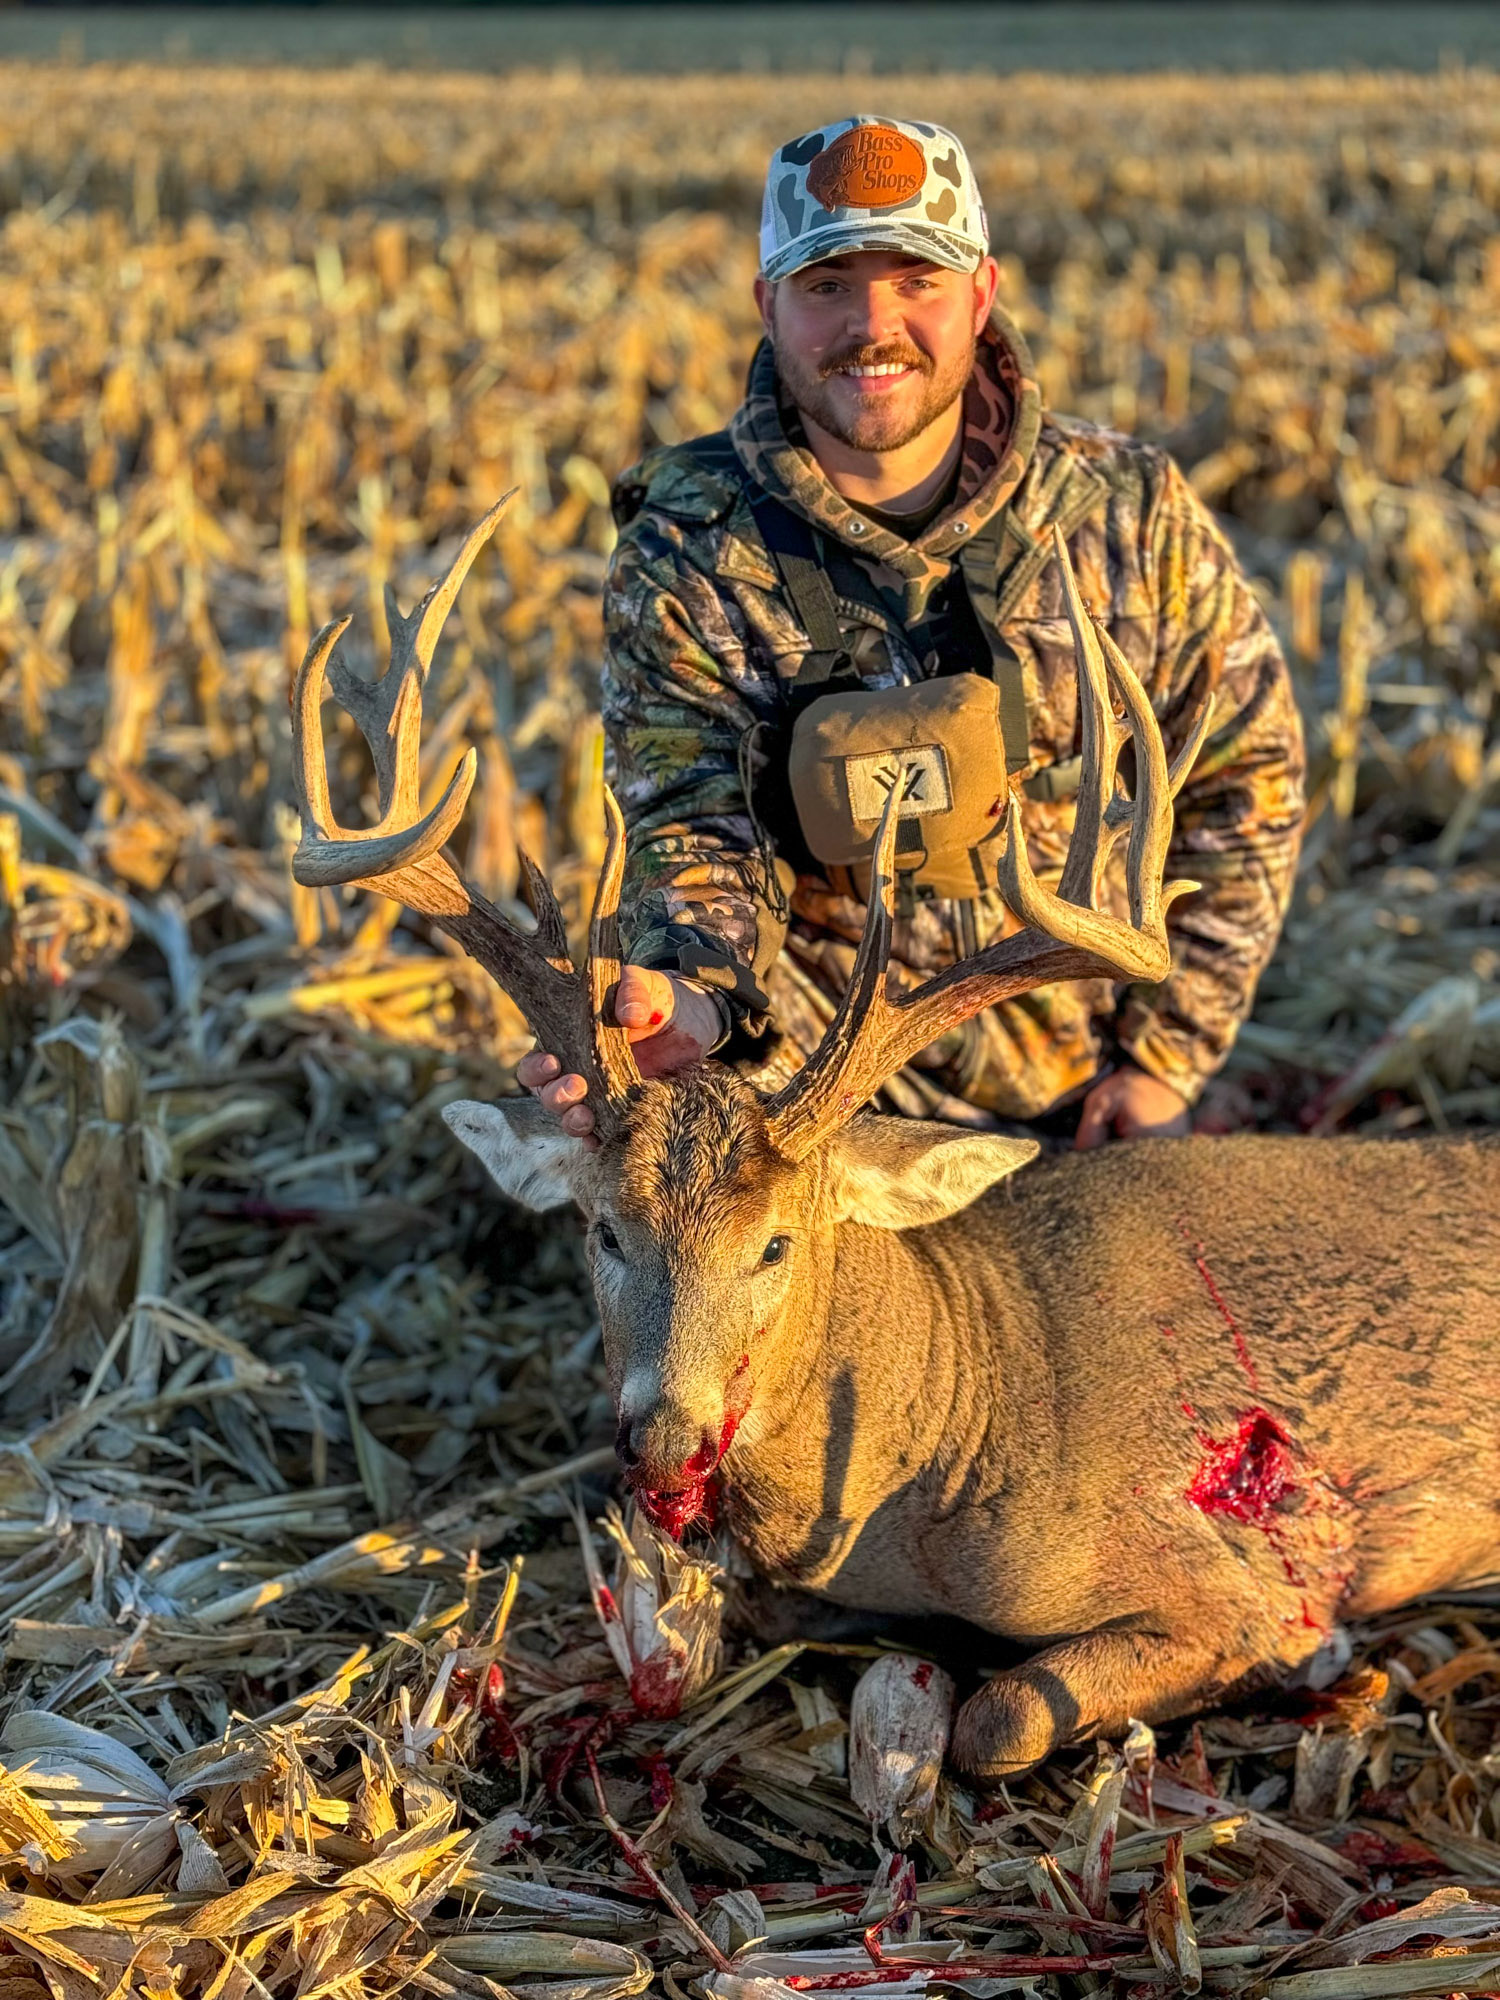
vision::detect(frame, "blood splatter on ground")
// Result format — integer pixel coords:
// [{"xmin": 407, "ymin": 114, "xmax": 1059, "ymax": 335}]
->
[{"xmin": 629, "ymin": 1651, "xmax": 692, "ymax": 1718}]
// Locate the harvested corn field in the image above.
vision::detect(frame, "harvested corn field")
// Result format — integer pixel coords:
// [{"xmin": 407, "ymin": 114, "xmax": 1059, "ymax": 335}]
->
[{"xmin": 0, "ymin": 58, "xmax": 1498, "ymax": 2000}]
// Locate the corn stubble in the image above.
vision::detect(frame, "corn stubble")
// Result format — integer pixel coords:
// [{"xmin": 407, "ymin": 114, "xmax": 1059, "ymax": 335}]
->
[{"xmin": 0, "ymin": 60, "xmax": 1497, "ymax": 2000}]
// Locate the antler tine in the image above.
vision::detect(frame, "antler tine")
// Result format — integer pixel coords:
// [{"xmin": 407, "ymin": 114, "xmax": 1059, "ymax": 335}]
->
[
  {"xmin": 292, "ymin": 615, "xmax": 350, "ymax": 842},
  {"xmin": 1167, "ymin": 688, "xmax": 1216, "ymax": 799},
  {"xmin": 386, "ymin": 492, "xmax": 518, "ymax": 694},
  {"xmin": 517, "ymin": 850, "xmax": 572, "ymax": 965},
  {"xmin": 1053, "ymin": 524, "xmax": 1128, "ymax": 910},
  {"xmin": 1093, "ymin": 621, "xmax": 1195, "ymax": 933},
  {"xmin": 291, "ymin": 611, "xmax": 478, "ymax": 899},
  {"xmin": 762, "ymin": 790, "xmax": 902, "ymax": 1160},
  {"xmin": 288, "ymin": 502, "xmax": 642, "ymax": 1141},
  {"xmin": 763, "ymin": 532, "xmax": 1208, "ymax": 1162},
  {"xmin": 994, "ymin": 627, "xmax": 1185, "ymax": 978},
  {"xmin": 587, "ymin": 791, "xmax": 645, "ymax": 1101},
  {"xmin": 321, "ymin": 493, "xmax": 514, "ymax": 824}
]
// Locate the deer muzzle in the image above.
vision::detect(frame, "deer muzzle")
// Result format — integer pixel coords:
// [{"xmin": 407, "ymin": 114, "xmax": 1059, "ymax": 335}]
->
[{"xmin": 616, "ymin": 1400, "xmax": 743, "ymax": 1541}]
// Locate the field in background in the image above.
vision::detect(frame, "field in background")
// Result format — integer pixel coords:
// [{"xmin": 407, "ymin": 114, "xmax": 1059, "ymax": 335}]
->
[
  {"xmin": 8, "ymin": 3, "xmax": 1500, "ymax": 73},
  {"xmin": 0, "ymin": 60, "xmax": 1498, "ymax": 2000}
]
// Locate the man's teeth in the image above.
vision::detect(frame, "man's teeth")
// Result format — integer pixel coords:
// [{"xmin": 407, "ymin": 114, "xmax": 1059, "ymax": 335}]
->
[{"xmin": 841, "ymin": 363, "xmax": 910, "ymax": 377}]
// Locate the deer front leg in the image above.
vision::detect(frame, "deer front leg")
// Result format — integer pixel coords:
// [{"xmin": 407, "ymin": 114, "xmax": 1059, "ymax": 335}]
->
[{"xmin": 951, "ymin": 1626, "xmax": 1264, "ymax": 1782}]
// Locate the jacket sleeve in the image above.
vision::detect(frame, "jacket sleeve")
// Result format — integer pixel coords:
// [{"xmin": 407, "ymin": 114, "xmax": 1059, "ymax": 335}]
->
[
  {"xmin": 601, "ymin": 511, "xmax": 789, "ymax": 1020},
  {"xmin": 1113, "ymin": 458, "xmax": 1306, "ymax": 1102}
]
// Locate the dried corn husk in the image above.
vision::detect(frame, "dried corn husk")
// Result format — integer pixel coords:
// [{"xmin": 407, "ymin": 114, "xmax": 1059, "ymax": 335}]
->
[
  {"xmin": 436, "ymin": 1932, "xmax": 652, "ymax": 2000},
  {"xmin": 788, "ymin": 1682, "xmax": 847, "ymax": 1779},
  {"xmin": 1318, "ymin": 973, "xmax": 1487, "ymax": 1121},
  {"xmin": 1143, "ymin": 1831, "xmax": 1202, "ymax": 1994},
  {"xmin": 578, "ymin": 1501, "xmax": 724, "ymax": 1718},
  {"xmin": 0, "ymin": 1712, "xmax": 176, "ymax": 1884},
  {"xmin": 848, "ymin": 1655, "xmax": 954, "ymax": 1850}
]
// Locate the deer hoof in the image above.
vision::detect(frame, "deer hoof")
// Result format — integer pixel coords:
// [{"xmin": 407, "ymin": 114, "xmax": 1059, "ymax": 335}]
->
[{"xmin": 951, "ymin": 1671, "xmax": 1070, "ymax": 1783}]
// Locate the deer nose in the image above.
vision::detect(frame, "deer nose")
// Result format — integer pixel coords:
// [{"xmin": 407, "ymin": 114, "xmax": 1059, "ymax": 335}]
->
[{"xmin": 619, "ymin": 1404, "xmax": 717, "ymax": 1488}]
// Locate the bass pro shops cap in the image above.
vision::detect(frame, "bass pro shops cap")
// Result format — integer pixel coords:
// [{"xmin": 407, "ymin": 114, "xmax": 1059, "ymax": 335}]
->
[{"xmin": 759, "ymin": 115, "xmax": 989, "ymax": 283}]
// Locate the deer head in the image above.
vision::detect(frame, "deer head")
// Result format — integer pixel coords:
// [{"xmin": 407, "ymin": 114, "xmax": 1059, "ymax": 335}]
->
[{"xmin": 291, "ymin": 506, "xmax": 1210, "ymax": 1535}]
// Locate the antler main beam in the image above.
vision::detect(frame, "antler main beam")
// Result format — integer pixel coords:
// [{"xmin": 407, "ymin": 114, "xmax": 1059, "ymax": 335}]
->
[
  {"xmin": 763, "ymin": 527, "xmax": 1211, "ymax": 1163},
  {"xmin": 289, "ymin": 495, "xmax": 642, "ymax": 1134}
]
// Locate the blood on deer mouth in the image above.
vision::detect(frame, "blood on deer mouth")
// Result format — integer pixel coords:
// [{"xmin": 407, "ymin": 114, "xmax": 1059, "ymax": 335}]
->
[{"xmin": 631, "ymin": 1408, "xmax": 743, "ymax": 1540}]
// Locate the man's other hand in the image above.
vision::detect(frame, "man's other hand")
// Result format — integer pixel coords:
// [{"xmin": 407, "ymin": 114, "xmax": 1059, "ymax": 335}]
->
[
  {"xmin": 1075, "ymin": 1066, "xmax": 1191, "ymax": 1149},
  {"xmin": 515, "ymin": 967, "xmax": 723, "ymax": 1144}
]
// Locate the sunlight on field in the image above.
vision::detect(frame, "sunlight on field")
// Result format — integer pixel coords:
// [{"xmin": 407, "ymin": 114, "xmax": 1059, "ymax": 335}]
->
[{"xmin": 0, "ymin": 62, "xmax": 1497, "ymax": 2000}]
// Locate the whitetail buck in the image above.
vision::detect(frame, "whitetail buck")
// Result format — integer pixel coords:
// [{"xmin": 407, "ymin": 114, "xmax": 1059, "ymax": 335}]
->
[{"xmin": 292, "ymin": 503, "xmax": 1500, "ymax": 1779}]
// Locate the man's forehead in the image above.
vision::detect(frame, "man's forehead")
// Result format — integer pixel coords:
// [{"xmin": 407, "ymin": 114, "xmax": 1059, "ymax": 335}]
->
[{"xmin": 792, "ymin": 251, "xmax": 951, "ymax": 280}]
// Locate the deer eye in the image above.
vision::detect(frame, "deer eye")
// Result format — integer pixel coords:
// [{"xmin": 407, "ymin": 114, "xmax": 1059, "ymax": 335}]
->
[
  {"xmin": 761, "ymin": 1235, "xmax": 789, "ymax": 1266},
  {"xmin": 596, "ymin": 1220, "xmax": 622, "ymax": 1256}
]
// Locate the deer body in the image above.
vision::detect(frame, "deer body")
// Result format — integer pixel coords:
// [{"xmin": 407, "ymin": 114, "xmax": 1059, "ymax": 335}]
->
[
  {"xmin": 448, "ymin": 1085, "xmax": 1500, "ymax": 1775},
  {"xmin": 290, "ymin": 508, "xmax": 1500, "ymax": 1778},
  {"xmin": 719, "ymin": 1134, "xmax": 1500, "ymax": 1770}
]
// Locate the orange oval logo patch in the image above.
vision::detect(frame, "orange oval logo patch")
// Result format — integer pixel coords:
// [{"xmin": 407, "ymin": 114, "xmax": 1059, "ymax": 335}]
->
[{"xmin": 807, "ymin": 125, "xmax": 925, "ymax": 212}]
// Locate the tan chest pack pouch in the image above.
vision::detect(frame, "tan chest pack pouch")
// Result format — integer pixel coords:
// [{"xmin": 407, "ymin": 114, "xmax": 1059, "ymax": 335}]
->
[{"xmin": 788, "ymin": 675, "xmax": 1010, "ymax": 902}]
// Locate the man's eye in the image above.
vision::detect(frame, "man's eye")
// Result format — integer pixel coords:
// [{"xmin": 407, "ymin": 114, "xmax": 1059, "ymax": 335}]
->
[
  {"xmin": 762, "ymin": 1235, "xmax": 789, "ymax": 1266},
  {"xmin": 597, "ymin": 1220, "xmax": 622, "ymax": 1255}
]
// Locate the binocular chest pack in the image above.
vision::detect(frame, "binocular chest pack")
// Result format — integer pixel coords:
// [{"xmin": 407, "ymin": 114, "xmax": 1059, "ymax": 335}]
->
[
  {"xmin": 743, "ymin": 459, "xmax": 1035, "ymax": 904},
  {"xmin": 628, "ymin": 428, "xmax": 1072, "ymax": 909},
  {"xmin": 788, "ymin": 675, "xmax": 1012, "ymax": 900}
]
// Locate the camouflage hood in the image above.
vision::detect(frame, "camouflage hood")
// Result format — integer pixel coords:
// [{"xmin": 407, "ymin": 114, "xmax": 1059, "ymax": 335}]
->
[{"xmin": 727, "ymin": 302, "xmax": 1042, "ymax": 595}]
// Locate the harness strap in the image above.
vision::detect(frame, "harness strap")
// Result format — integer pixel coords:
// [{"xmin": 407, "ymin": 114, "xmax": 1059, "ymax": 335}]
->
[
  {"xmin": 678, "ymin": 429, "xmax": 1036, "ymax": 770},
  {"xmin": 742, "ymin": 490, "xmax": 848, "ymax": 669},
  {"xmin": 956, "ymin": 536, "xmax": 1032, "ymax": 773}
]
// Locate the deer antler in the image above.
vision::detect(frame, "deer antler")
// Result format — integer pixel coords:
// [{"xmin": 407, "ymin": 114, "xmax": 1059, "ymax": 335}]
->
[
  {"xmin": 290, "ymin": 494, "xmax": 642, "ymax": 1136},
  {"xmin": 762, "ymin": 526, "xmax": 1213, "ymax": 1163}
]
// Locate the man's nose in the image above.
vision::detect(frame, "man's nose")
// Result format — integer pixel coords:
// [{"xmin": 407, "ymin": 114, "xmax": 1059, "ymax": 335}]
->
[{"xmin": 845, "ymin": 285, "xmax": 904, "ymax": 347}]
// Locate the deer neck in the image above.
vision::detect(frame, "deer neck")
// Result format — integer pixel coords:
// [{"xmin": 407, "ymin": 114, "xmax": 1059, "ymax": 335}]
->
[{"xmin": 722, "ymin": 1220, "xmax": 994, "ymax": 1590}]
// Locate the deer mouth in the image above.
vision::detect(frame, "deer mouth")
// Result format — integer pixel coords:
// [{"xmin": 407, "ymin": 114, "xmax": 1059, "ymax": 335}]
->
[{"xmin": 628, "ymin": 1409, "xmax": 743, "ymax": 1541}]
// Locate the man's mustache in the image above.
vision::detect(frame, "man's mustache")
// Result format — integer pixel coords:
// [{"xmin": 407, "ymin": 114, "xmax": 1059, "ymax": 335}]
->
[{"xmin": 819, "ymin": 343, "xmax": 932, "ymax": 379}]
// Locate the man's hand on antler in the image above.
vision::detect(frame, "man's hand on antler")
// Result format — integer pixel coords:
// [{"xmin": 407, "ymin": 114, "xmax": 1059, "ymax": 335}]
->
[
  {"xmin": 1075, "ymin": 1065, "xmax": 1191, "ymax": 1149},
  {"xmin": 517, "ymin": 967, "xmax": 723, "ymax": 1142}
]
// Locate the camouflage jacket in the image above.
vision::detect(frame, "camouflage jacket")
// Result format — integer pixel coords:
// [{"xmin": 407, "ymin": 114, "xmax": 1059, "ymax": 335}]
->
[{"xmin": 602, "ymin": 307, "xmax": 1305, "ymax": 1116}]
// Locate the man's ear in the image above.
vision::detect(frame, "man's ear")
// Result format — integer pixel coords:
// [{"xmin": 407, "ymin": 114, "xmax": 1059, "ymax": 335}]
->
[
  {"xmin": 829, "ymin": 1115, "xmax": 1039, "ymax": 1230},
  {"xmin": 442, "ymin": 1098, "xmax": 587, "ymax": 1212}
]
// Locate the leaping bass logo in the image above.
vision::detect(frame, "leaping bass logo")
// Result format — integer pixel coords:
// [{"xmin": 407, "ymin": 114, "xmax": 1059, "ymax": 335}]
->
[
  {"xmin": 807, "ymin": 125, "xmax": 926, "ymax": 213},
  {"xmin": 845, "ymin": 744, "xmax": 953, "ymax": 823}
]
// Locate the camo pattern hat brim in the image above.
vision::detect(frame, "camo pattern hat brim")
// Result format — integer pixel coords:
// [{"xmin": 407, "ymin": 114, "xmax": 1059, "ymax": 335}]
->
[{"xmin": 760, "ymin": 115, "xmax": 988, "ymax": 283}]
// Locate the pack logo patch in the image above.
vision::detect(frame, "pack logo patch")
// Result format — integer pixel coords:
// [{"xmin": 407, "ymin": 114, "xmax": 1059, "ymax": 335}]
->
[
  {"xmin": 807, "ymin": 125, "xmax": 925, "ymax": 213},
  {"xmin": 844, "ymin": 744, "xmax": 953, "ymax": 822}
]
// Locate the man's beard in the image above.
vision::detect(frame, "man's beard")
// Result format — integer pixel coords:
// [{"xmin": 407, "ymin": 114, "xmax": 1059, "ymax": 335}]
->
[{"xmin": 772, "ymin": 335, "xmax": 974, "ymax": 454}]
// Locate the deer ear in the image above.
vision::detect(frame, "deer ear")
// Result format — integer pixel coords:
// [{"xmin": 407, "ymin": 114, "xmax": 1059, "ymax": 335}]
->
[
  {"xmin": 442, "ymin": 1098, "xmax": 586, "ymax": 1212},
  {"xmin": 830, "ymin": 1116, "xmax": 1039, "ymax": 1230}
]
